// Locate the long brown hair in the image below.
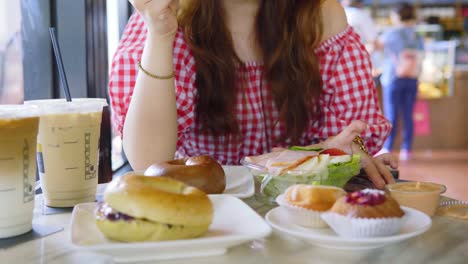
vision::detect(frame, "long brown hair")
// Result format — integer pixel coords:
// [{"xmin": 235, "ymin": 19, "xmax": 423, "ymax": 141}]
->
[{"xmin": 179, "ymin": 0, "xmax": 323, "ymax": 144}]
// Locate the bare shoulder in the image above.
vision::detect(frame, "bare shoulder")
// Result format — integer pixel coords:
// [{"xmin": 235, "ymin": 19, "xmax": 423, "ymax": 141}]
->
[{"xmin": 320, "ymin": 0, "xmax": 348, "ymax": 42}]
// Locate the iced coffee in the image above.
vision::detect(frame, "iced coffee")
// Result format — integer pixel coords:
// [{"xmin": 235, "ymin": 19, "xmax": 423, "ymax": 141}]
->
[
  {"xmin": 26, "ymin": 99, "xmax": 107, "ymax": 207},
  {"xmin": 0, "ymin": 105, "xmax": 39, "ymax": 238}
]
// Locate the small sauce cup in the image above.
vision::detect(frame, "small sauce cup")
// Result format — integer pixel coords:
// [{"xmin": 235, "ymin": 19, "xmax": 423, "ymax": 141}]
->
[{"xmin": 386, "ymin": 181, "xmax": 446, "ymax": 217}]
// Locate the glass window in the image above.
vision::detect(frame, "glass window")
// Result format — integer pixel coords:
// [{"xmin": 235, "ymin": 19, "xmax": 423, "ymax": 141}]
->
[
  {"xmin": 10, "ymin": 0, "xmax": 127, "ymax": 174},
  {"xmin": 0, "ymin": 1, "xmax": 23, "ymax": 104},
  {"xmin": 107, "ymin": 0, "xmax": 129, "ymax": 171}
]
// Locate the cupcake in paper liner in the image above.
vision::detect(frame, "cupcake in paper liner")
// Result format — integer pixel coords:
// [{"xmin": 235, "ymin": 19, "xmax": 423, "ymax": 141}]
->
[
  {"xmin": 321, "ymin": 189, "xmax": 406, "ymax": 238},
  {"xmin": 276, "ymin": 184, "xmax": 346, "ymax": 228}
]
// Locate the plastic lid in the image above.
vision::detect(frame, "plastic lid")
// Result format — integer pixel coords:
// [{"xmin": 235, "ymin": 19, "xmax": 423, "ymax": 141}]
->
[
  {"xmin": 24, "ymin": 98, "xmax": 107, "ymax": 114},
  {"xmin": 437, "ymin": 201, "xmax": 468, "ymax": 220},
  {"xmin": 0, "ymin": 104, "xmax": 40, "ymax": 119}
]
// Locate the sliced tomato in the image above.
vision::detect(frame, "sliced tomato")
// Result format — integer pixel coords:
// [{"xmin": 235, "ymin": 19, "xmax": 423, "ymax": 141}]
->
[{"xmin": 320, "ymin": 148, "xmax": 347, "ymax": 156}]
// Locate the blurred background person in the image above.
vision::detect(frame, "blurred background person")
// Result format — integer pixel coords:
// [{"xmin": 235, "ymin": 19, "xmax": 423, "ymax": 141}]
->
[{"xmin": 378, "ymin": 3, "xmax": 424, "ymax": 160}]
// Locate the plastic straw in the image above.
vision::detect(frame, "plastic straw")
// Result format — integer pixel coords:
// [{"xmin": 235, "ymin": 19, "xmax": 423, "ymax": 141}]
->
[{"xmin": 49, "ymin": 27, "xmax": 72, "ymax": 102}]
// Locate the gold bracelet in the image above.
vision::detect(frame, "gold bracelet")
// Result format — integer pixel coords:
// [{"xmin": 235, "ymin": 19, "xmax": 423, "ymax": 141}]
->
[
  {"xmin": 353, "ymin": 136, "xmax": 369, "ymax": 155},
  {"xmin": 138, "ymin": 61, "xmax": 175, "ymax": 80}
]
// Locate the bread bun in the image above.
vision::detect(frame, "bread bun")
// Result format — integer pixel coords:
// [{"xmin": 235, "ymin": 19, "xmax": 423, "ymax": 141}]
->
[
  {"xmin": 284, "ymin": 184, "xmax": 346, "ymax": 211},
  {"xmin": 144, "ymin": 156, "xmax": 226, "ymax": 194},
  {"xmin": 330, "ymin": 189, "xmax": 404, "ymax": 218},
  {"xmin": 96, "ymin": 173, "xmax": 213, "ymax": 242}
]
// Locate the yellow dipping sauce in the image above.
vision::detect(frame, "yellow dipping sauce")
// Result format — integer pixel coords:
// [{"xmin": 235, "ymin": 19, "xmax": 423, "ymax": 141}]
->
[{"xmin": 386, "ymin": 182, "xmax": 446, "ymax": 217}]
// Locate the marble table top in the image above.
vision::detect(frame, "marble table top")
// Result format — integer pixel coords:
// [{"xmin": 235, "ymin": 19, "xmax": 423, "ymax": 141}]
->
[{"xmin": 0, "ymin": 186, "xmax": 467, "ymax": 264}]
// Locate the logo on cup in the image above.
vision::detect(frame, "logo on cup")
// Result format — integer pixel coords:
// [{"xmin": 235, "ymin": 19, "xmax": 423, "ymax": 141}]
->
[
  {"xmin": 23, "ymin": 139, "xmax": 34, "ymax": 203},
  {"xmin": 85, "ymin": 132, "xmax": 96, "ymax": 180}
]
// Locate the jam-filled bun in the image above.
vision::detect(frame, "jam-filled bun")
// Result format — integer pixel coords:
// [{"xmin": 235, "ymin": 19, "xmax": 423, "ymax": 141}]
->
[
  {"xmin": 330, "ymin": 189, "xmax": 405, "ymax": 218},
  {"xmin": 322, "ymin": 189, "xmax": 406, "ymax": 237}
]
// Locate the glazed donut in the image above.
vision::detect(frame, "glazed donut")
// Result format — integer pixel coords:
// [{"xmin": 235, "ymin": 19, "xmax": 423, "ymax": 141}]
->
[
  {"xmin": 144, "ymin": 156, "xmax": 226, "ymax": 194},
  {"xmin": 96, "ymin": 173, "xmax": 213, "ymax": 242}
]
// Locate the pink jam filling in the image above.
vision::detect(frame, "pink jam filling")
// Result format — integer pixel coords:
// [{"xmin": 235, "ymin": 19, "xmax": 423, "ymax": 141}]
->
[{"xmin": 345, "ymin": 189, "xmax": 386, "ymax": 206}]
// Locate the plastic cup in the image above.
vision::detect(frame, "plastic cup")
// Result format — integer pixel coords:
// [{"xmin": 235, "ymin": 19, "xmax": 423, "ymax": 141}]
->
[
  {"xmin": 386, "ymin": 181, "xmax": 446, "ymax": 217},
  {"xmin": 25, "ymin": 99, "xmax": 107, "ymax": 207},
  {"xmin": 0, "ymin": 105, "xmax": 40, "ymax": 238}
]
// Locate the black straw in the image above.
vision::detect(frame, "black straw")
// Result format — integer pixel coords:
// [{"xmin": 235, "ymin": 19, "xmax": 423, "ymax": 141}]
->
[{"xmin": 49, "ymin": 27, "xmax": 72, "ymax": 102}]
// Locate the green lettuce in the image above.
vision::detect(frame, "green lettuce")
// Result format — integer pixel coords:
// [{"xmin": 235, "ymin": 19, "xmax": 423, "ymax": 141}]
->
[
  {"xmin": 288, "ymin": 146, "xmax": 324, "ymax": 151},
  {"xmin": 255, "ymin": 155, "xmax": 361, "ymax": 201}
]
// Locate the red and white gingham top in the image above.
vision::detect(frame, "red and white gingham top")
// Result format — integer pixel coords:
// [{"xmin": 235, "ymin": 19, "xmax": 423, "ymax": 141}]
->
[{"xmin": 109, "ymin": 13, "xmax": 391, "ymax": 165}]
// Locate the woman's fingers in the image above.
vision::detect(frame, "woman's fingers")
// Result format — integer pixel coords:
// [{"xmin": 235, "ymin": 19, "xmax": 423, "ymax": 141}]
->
[
  {"xmin": 361, "ymin": 153, "xmax": 396, "ymax": 189},
  {"xmin": 128, "ymin": 0, "xmax": 179, "ymax": 36},
  {"xmin": 361, "ymin": 155, "xmax": 386, "ymax": 189},
  {"xmin": 334, "ymin": 120, "xmax": 367, "ymax": 143},
  {"xmin": 375, "ymin": 157, "xmax": 396, "ymax": 185},
  {"xmin": 323, "ymin": 120, "xmax": 367, "ymax": 152},
  {"xmin": 375, "ymin": 153, "xmax": 399, "ymax": 169}
]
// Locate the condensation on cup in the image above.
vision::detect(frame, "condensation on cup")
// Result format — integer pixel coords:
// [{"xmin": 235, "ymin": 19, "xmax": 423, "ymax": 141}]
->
[
  {"xmin": 0, "ymin": 105, "xmax": 39, "ymax": 238},
  {"xmin": 25, "ymin": 99, "xmax": 107, "ymax": 207}
]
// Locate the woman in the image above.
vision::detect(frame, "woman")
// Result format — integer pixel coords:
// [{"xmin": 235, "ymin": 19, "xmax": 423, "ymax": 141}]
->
[
  {"xmin": 109, "ymin": 0, "xmax": 395, "ymax": 189},
  {"xmin": 379, "ymin": 3, "xmax": 424, "ymax": 160}
]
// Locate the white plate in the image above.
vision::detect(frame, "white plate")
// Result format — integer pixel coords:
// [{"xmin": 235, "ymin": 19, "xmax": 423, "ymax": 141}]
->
[
  {"xmin": 71, "ymin": 195, "xmax": 271, "ymax": 262},
  {"xmin": 265, "ymin": 206, "xmax": 431, "ymax": 250},
  {"xmin": 97, "ymin": 166, "xmax": 254, "ymax": 199}
]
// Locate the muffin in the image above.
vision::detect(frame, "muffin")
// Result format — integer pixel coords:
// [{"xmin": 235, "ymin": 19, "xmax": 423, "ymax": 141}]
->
[
  {"xmin": 321, "ymin": 189, "xmax": 405, "ymax": 237},
  {"xmin": 276, "ymin": 184, "xmax": 346, "ymax": 228}
]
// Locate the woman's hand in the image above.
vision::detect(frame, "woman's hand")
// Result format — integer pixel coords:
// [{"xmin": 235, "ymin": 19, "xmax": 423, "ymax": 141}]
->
[
  {"xmin": 360, "ymin": 152, "xmax": 397, "ymax": 189},
  {"xmin": 129, "ymin": 0, "xmax": 179, "ymax": 37},
  {"xmin": 307, "ymin": 120, "xmax": 397, "ymax": 189}
]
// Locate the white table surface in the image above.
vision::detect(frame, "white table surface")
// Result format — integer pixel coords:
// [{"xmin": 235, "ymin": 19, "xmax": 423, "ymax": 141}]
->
[{"xmin": 0, "ymin": 186, "xmax": 467, "ymax": 264}]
